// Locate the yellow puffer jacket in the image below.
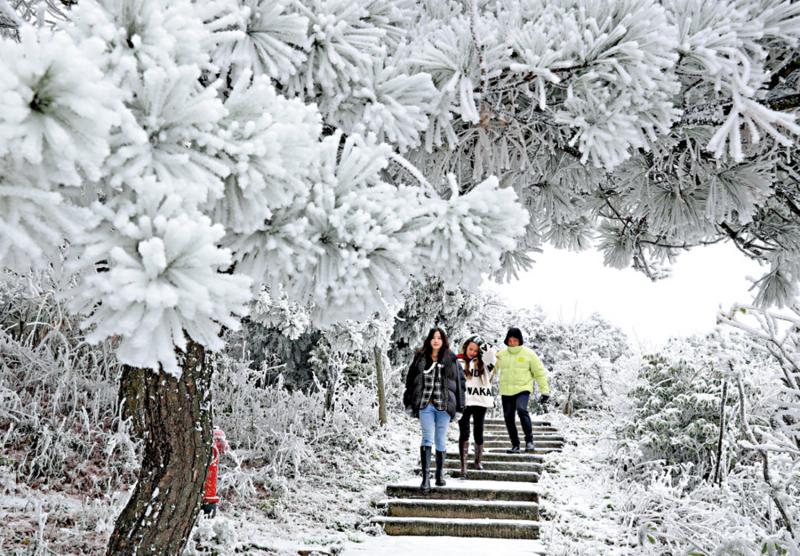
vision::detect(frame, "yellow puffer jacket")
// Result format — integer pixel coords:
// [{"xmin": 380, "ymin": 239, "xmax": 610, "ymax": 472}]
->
[{"xmin": 496, "ymin": 346, "xmax": 550, "ymax": 397}]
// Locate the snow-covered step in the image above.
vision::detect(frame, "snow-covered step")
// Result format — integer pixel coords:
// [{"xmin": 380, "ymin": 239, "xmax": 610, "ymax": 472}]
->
[
  {"xmin": 381, "ymin": 498, "xmax": 540, "ymax": 520},
  {"xmin": 485, "ymin": 419, "xmax": 551, "ymax": 426},
  {"xmin": 386, "ymin": 478, "xmax": 540, "ymax": 503},
  {"xmin": 446, "ymin": 468, "xmax": 540, "ymax": 482},
  {"xmin": 372, "ymin": 516, "xmax": 542, "ymax": 539},
  {"xmin": 444, "ymin": 458, "xmax": 543, "ymax": 473},
  {"xmin": 416, "ymin": 465, "xmax": 540, "ymax": 482},
  {"xmin": 486, "ymin": 446, "xmax": 562, "ymax": 455},
  {"xmin": 339, "ymin": 534, "xmax": 546, "ymax": 555},
  {"xmin": 459, "ymin": 434, "xmax": 564, "ymax": 443},
  {"xmin": 484, "ymin": 439, "xmax": 564, "ymax": 450},
  {"xmin": 445, "ymin": 451, "xmax": 544, "ymax": 463},
  {"xmin": 483, "ymin": 425, "xmax": 557, "ymax": 432}
]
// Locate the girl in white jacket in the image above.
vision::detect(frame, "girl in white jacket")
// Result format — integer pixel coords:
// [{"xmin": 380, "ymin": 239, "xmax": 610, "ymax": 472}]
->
[{"xmin": 456, "ymin": 335, "xmax": 497, "ymax": 478}]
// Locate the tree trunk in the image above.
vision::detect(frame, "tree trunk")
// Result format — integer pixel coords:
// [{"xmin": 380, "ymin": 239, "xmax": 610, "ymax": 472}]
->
[
  {"xmin": 107, "ymin": 339, "xmax": 213, "ymax": 555},
  {"xmin": 374, "ymin": 346, "xmax": 387, "ymax": 426}
]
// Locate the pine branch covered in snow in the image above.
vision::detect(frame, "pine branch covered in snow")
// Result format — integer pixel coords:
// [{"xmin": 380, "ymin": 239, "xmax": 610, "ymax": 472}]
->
[{"xmin": 1, "ymin": 0, "xmax": 530, "ymax": 376}]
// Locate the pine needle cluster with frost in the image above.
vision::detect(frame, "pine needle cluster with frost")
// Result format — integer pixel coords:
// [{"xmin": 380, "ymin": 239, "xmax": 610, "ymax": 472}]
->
[{"xmin": 0, "ymin": 0, "xmax": 528, "ymax": 375}]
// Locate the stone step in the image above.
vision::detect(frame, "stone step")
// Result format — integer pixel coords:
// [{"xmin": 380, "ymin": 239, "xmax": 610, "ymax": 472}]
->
[
  {"xmin": 483, "ymin": 440, "xmax": 564, "ymax": 450},
  {"xmin": 446, "ymin": 469, "xmax": 540, "ymax": 482},
  {"xmin": 373, "ymin": 516, "xmax": 541, "ymax": 539},
  {"xmin": 486, "ymin": 446, "xmax": 562, "ymax": 455},
  {"xmin": 485, "ymin": 419, "xmax": 550, "ymax": 426},
  {"xmin": 449, "ymin": 434, "xmax": 564, "ymax": 443},
  {"xmin": 386, "ymin": 479, "xmax": 540, "ymax": 503},
  {"xmin": 415, "ymin": 467, "xmax": 540, "ymax": 482},
  {"xmin": 382, "ymin": 498, "xmax": 539, "ymax": 520},
  {"xmin": 444, "ymin": 459, "xmax": 543, "ymax": 473},
  {"xmin": 339, "ymin": 534, "xmax": 547, "ymax": 555},
  {"xmin": 483, "ymin": 425, "xmax": 557, "ymax": 431},
  {"xmin": 446, "ymin": 451, "xmax": 544, "ymax": 463},
  {"xmin": 482, "ymin": 430, "xmax": 563, "ymax": 437}
]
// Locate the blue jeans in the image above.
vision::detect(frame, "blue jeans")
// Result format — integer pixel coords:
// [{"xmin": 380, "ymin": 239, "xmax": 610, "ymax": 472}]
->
[{"xmin": 419, "ymin": 403, "xmax": 450, "ymax": 452}]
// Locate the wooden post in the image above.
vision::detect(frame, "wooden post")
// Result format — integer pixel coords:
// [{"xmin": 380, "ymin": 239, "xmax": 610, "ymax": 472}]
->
[
  {"xmin": 713, "ymin": 379, "xmax": 728, "ymax": 485},
  {"xmin": 374, "ymin": 346, "xmax": 387, "ymax": 426}
]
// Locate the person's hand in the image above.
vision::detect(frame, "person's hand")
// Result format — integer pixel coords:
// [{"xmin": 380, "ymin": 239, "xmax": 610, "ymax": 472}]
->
[
  {"xmin": 454, "ymin": 412, "xmax": 463, "ymax": 422},
  {"xmin": 481, "ymin": 346, "xmax": 497, "ymax": 367},
  {"xmin": 539, "ymin": 395, "xmax": 550, "ymax": 405}
]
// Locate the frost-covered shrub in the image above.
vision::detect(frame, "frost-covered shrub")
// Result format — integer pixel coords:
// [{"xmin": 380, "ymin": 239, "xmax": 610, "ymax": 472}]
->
[
  {"xmin": 626, "ymin": 351, "xmax": 728, "ymax": 477},
  {"xmin": 0, "ymin": 271, "xmax": 138, "ymax": 494},
  {"xmin": 210, "ymin": 349, "xmax": 384, "ymax": 494},
  {"xmin": 623, "ymin": 469, "xmax": 800, "ymax": 556},
  {"xmin": 389, "ymin": 276, "xmax": 481, "ymax": 366}
]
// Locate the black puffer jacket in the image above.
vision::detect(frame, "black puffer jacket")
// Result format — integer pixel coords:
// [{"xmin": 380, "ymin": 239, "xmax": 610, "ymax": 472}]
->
[{"xmin": 403, "ymin": 349, "xmax": 466, "ymax": 419}]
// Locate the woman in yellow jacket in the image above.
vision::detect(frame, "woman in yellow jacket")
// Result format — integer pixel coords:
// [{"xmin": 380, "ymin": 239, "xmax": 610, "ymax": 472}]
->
[{"xmin": 495, "ymin": 327, "xmax": 551, "ymax": 453}]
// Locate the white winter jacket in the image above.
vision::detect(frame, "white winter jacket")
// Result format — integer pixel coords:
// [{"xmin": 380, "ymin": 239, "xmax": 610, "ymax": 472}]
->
[{"xmin": 461, "ymin": 358, "xmax": 496, "ymax": 408}]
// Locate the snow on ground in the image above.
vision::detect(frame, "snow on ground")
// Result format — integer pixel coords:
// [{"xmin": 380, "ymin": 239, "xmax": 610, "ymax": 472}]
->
[
  {"xmin": 0, "ymin": 418, "xmax": 420, "ymax": 555},
  {"xmin": 341, "ymin": 535, "xmax": 546, "ymax": 555},
  {"xmin": 1, "ymin": 408, "xmax": 645, "ymax": 555},
  {"xmin": 536, "ymin": 411, "xmax": 639, "ymax": 555}
]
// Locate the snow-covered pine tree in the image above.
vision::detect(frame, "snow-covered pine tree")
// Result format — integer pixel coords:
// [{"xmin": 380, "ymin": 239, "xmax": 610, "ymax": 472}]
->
[
  {"xmin": 238, "ymin": 0, "xmax": 800, "ymax": 303},
  {"xmin": 4, "ymin": 0, "xmax": 800, "ymax": 552},
  {"xmin": 0, "ymin": 1, "xmax": 527, "ymax": 553}
]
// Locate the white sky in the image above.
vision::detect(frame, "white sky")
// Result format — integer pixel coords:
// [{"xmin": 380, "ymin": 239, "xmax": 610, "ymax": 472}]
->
[{"xmin": 485, "ymin": 242, "xmax": 764, "ymax": 350}]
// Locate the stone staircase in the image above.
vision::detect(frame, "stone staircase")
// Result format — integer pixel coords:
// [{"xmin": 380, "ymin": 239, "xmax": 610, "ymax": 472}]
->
[{"xmin": 373, "ymin": 417, "xmax": 564, "ymax": 540}]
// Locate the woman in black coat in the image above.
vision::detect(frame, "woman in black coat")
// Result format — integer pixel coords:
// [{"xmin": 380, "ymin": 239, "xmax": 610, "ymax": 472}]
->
[{"xmin": 403, "ymin": 326, "xmax": 466, "ymax": 493}]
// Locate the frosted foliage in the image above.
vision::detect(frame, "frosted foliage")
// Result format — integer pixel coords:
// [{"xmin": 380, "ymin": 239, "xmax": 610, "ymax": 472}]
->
[
  {"xmin": 69, "ymin": 185, "xmax": 251, "ymax": 375},
  {"xmin": 252, "ymin": 287, "xmax": 311, "ymax": 341},
  {"xmin": 106, "ymin": 66, "xmax": 229, "ymax": 204},
  {"xmin": 331, "ymin": 63, "xmax": 438, "ymax": 152},
  {"xmin": 210, "ymin": 0, "xmax": 310, "ymax": 83},
  {"xmin": 0, "ymin": 27, "xmax": 121, "ymax": 185},
  {"xmin": 0, "ymin": 0, "xmax": 529, "ymax": 376},
  {"xmin": 284, "ymin": 0, "xmax": 387, "ymax": 98},
  {"xmin": 404, "ymin": 16, "xmax": 508, "ymax": 148},
  {"xmin": 282, "ymin": 134, "xmax": 420, "ymax": 326},
  {"xmin": 65, "ymin": 0, "xmax": 213, "ymax": 83},
  {"xmin": 668, "ymin": 0, "xmax": 800, "ymax": 161},
  {"xmin": 0, "ymin": 169, "xmax": 88, "ymax": 272},
  {"xmin": 213, "ymin": 74, "xmax": 321, "ymax": 234},
  {"xmin": 417, "ymin": 176, "xmax": 529, "ymax": 289},
  {"xmin": 544, "ymin": 0, "xmax": 681, "ymax": 169}
]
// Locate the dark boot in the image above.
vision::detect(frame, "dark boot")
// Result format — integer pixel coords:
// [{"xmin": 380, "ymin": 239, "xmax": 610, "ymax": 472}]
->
[
  {"xmin": 474, "ymin": 444, "xmax": 484, "ymax": 470},
  {"xmin": 506, "ymin": 445, "xmax": 520, "ymax": 454},
  {"xmin": 459, "ymin": 441, "xmax": 469, "ymax": 478},
  {"xmin": 435, "ymin": 450, "xmax": 447, "ymax": 486},
  {"xmin": 420, "ymin": 446, "xmax": 431, "ymax": 493},
  {"xmin": 525, "ymin": 441, "xmax": 535, "ymax": 452}
]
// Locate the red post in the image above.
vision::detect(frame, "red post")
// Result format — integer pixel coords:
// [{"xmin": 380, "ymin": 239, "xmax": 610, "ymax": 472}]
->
[{"xmin": 202, "ymin": 428, "xmax": 228, "ymax": 516}]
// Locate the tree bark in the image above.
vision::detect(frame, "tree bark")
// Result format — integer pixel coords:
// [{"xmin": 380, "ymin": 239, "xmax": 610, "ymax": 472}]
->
[
  {"xmin": 374, "ymin": 346, "xmax": 387, "ymax": 426},
  {"xmin": 107, "ymin": 338, "xmax": 213, "ymax": 555}
]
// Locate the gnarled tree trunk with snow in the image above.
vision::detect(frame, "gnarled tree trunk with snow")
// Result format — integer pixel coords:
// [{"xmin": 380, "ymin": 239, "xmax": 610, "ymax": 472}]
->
[{"xmin": 108, "ymin": 339, "xmax": 212, "ymax": 555}]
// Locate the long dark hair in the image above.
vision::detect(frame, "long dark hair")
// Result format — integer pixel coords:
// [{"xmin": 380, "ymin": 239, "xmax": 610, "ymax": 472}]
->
[
  {"xmin": 419, "ymin": 326, "xmax": 450, "ymax": 364},
  {"xmin": 460, "ymin": 337, "xmax": 485, "ymax": 377}
]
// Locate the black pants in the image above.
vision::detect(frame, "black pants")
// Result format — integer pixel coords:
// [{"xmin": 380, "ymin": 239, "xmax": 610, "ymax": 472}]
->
[
  {"xmin": 458, "ymin": 406, "xmax": 487, "ymax": 444},
  {"xmin": 502, "ymin": 391, "xmax": 532, "ymax": 447}
]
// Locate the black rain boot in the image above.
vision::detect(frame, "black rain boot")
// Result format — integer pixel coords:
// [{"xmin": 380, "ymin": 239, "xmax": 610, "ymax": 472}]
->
[
  {"xmin": 474, "ymin": 444, "xmax": 484, "ymax": 470},
  {"xmin": 435, "ymin": 450, "xmax": 447, "ymax": 486},
  {"xmin": 420, "ymin": 446, "xmax": 431, "ymax": 493},
  {"xmin": 459, "ymin": 440, "xmax": 469, "ymax": 479}
]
